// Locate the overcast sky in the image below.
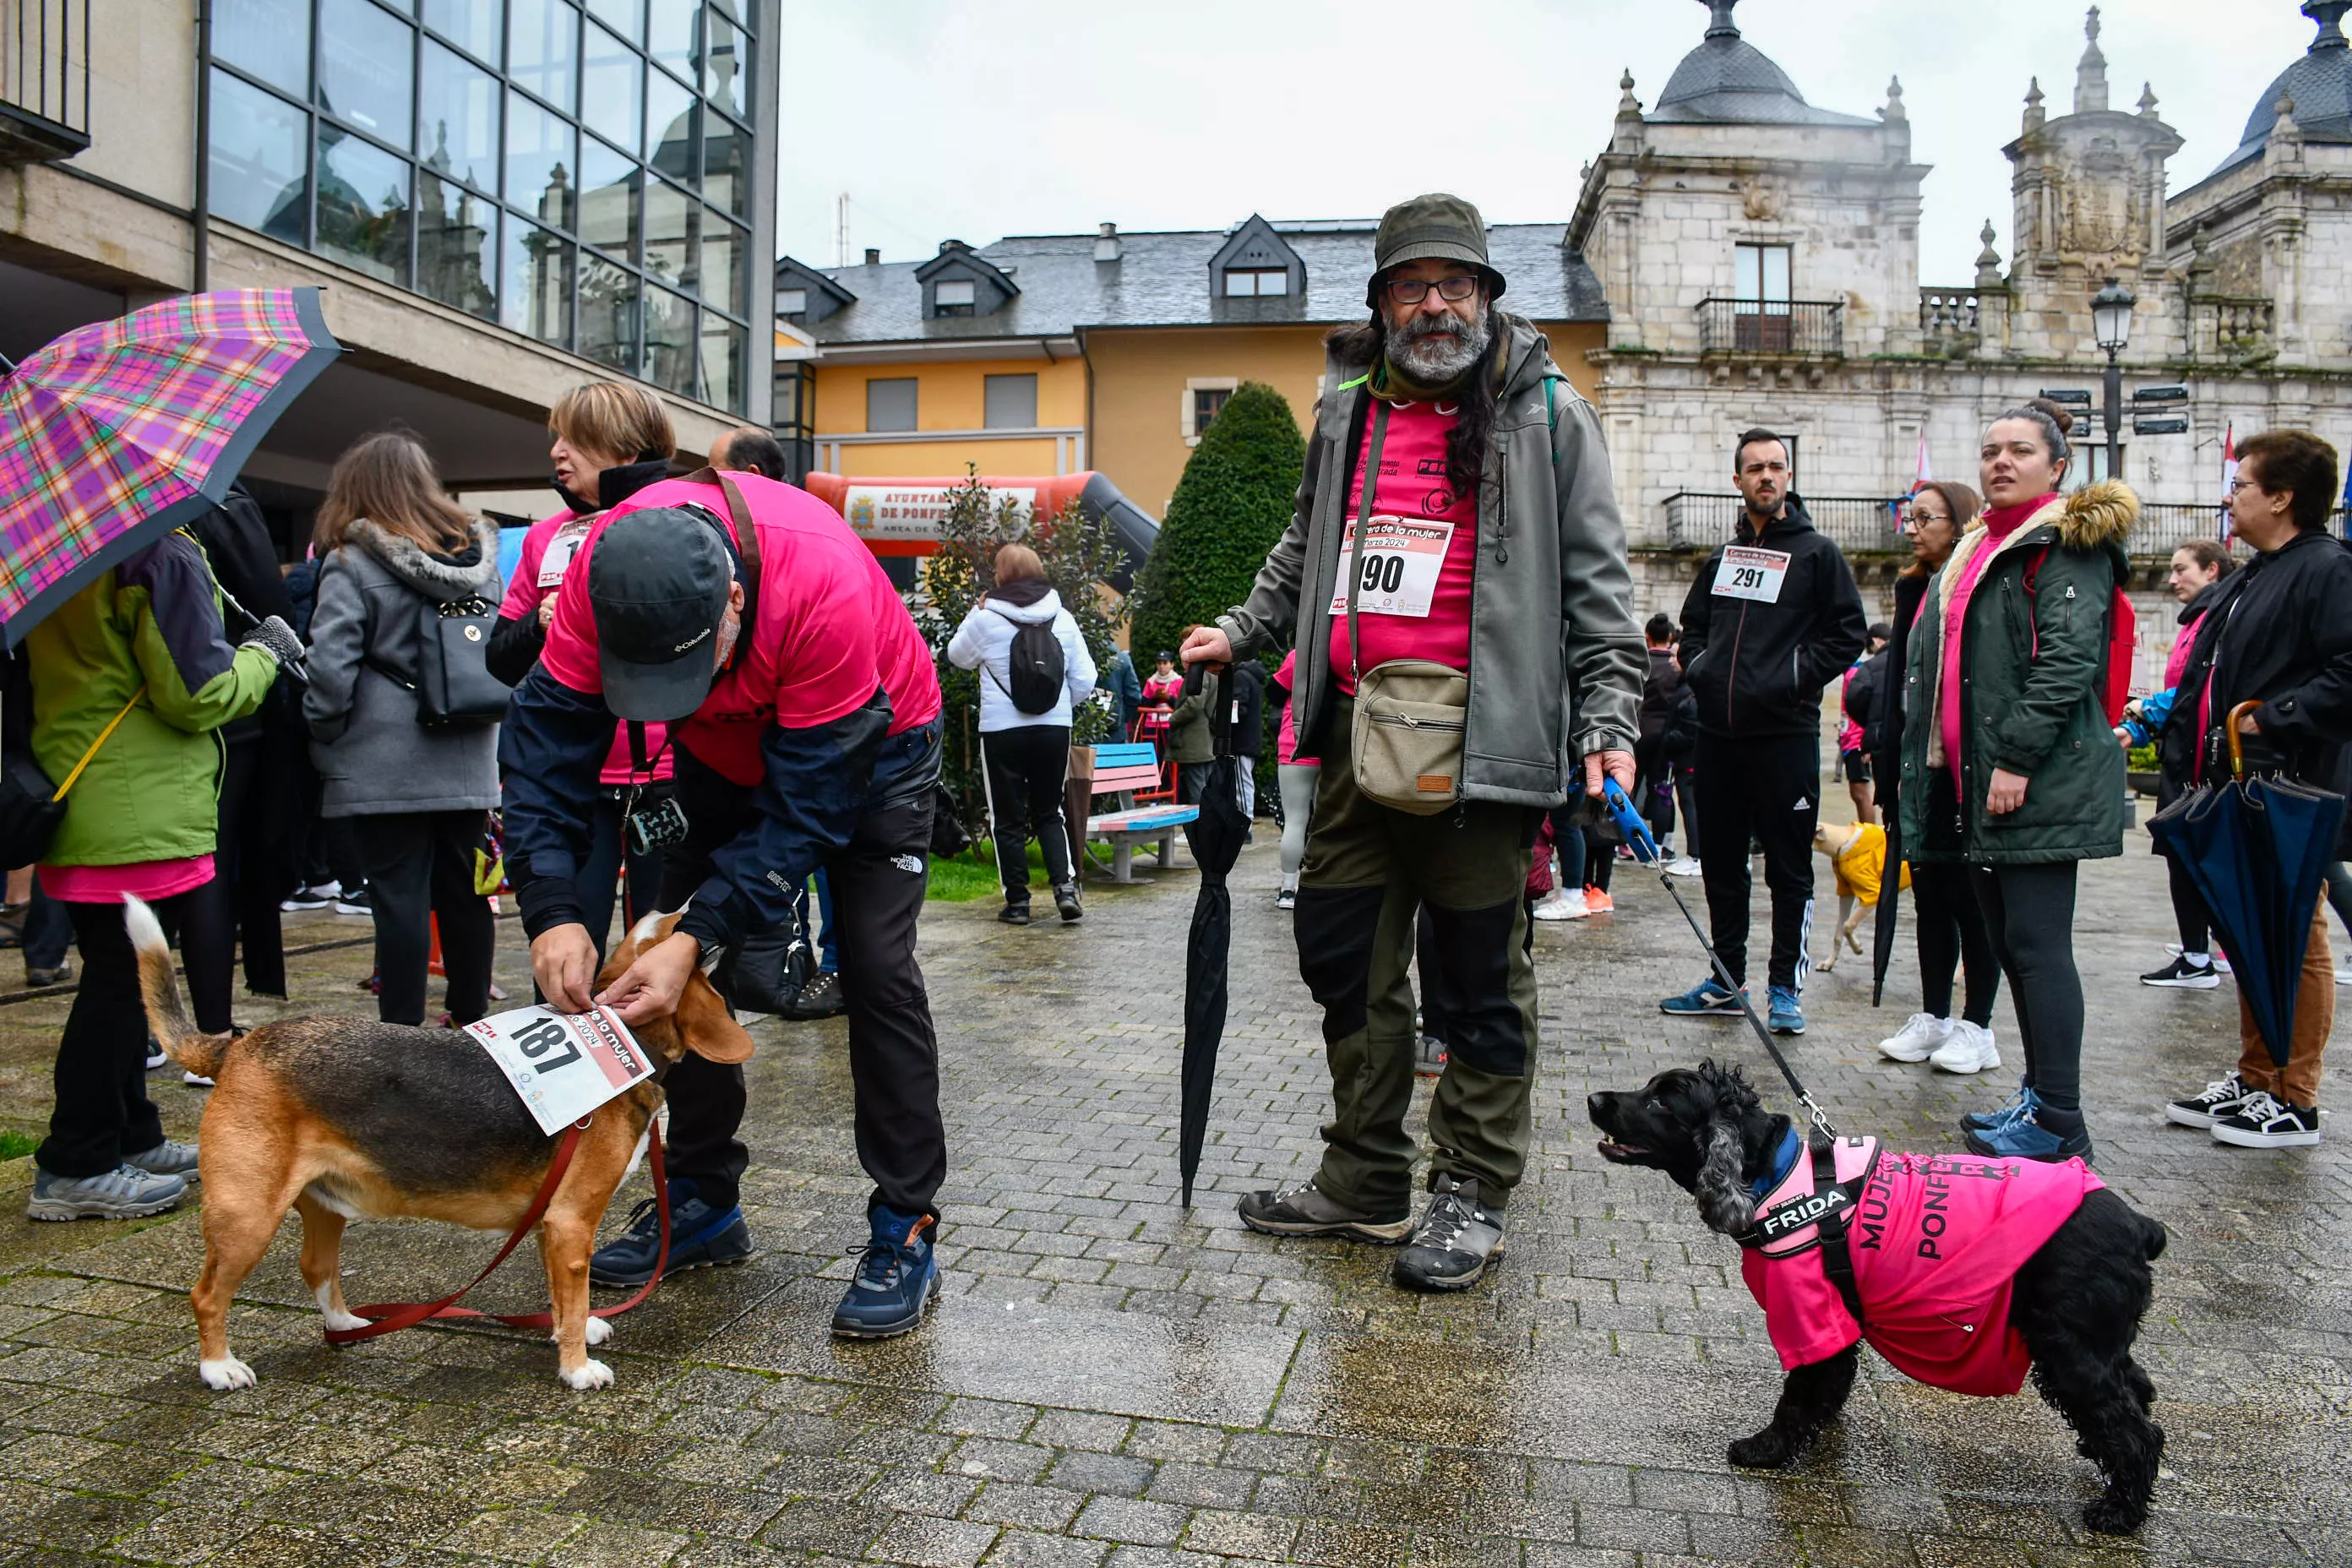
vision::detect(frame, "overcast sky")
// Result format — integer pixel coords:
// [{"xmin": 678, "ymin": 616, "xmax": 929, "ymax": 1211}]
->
[{"xmin": 774, "ymin": 0, "xmax": 2322, "ymax": 288}]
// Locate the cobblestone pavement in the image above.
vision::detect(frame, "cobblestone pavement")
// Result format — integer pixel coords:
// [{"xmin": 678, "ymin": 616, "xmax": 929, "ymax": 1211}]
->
[{"xmin": 0, "ymin": 817, "xmax": 2345, "ymax": 1566}]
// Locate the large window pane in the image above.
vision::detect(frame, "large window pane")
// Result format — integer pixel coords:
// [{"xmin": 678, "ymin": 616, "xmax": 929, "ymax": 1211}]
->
[
  {"xmin": 418, "ymin": 41, "xmax": 498, "ymax": 191},
  {"xmin": 703, "ymin": 6, "xmax": 747, "ymax": 120},
  {"xmin": 645, "ymin": 66, "xmax": 694, "ymax": 182},
  {"xmin": 578, "ymin": 255, "xmax": 641, "ymax": 373},
  {"xmin": 643, "ymin": 177, "xmax": 691, "ymax": 290},
  {"xmin": 318, "ymin": 0, "xmax": 414, "ymax": 149},
  {"xmin": 700, "ymin": 112, "xmax": 743, "ymax": 215},
  {"xmin": 418, "ymin": 177, "xmax": 498, "ymax": 318},
  {"xmin": 642, "ymin": 283, "xmax": 697, "ymax": 396},
  {"xmin": 210, "ymin": 70, "xmax": 309, "ymax": 243},
  {"xmin": 502, "ymin": 217, "xmax": 573, "ymax": 346},
  {"xmin": 505, "ymin": 90, "xmax": 577, "ymax": 229},
  {"xmin": 422, "ymin": 0, "xmax": 500, "ymax": 63},
  {"xmin": 580, "ymin": 22, "xmax": 644, "ymax": 155},
  {"xmin": 699, "ymin": 209, "xmax": 742, "ymax": 313},
  {"xmin": 215, "ymin": 0, "xmax": 310, "ymax": 96},
  {"xmin": 315, "ymin": 128, "xmax": 411, "ymax": 283},
  {"xmin": 577, "ymin": 136, "xmax": 640, "ymax": 261},
  {"xmin": 585, "ymin": 0, "xmax": 643, "ymax": 41},
  {"xmin": 700, "ymin": 311, "xmax": 745, "ymax": 416},
  {"xmin": 647, "ymin": 0, "xmax": 695, "ymax": 79},
  {"xmin": 509, "ymin": 0, "xmax": 579, "ymax": 113}
]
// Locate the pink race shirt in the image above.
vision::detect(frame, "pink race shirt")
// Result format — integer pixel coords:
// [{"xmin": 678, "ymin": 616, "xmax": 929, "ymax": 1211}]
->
[
  {"xmin": 502, "ymin": 510, "xmax": 672, "ymax": 787},
  {"xmin": 1326, "ymin": 398, "xmax": 1478, "ymax": 694},
  {"xmin": 540, "ymin": 475, "xmax": 941, "ymax": 787}
]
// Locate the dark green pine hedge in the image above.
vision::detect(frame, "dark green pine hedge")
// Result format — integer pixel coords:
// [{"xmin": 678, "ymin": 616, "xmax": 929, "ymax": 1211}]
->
[{"xmin": 1128, "ymin": 380, "xmax": 1306, "ymax": 665}]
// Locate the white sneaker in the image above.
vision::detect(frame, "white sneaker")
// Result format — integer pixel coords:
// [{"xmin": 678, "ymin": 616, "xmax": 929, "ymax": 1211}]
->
[
  {"xmin": 1930, "ymin": 1020, "xmax": 2001, "ymax": 1075},
  {"xmin": 1531, "ymin": 888, "xmax": 1589, "ymax": 922},
  {"xmin": 1876, "ymin": 1013, "xmax": 1951, "ymax": 1062},
  {"xmin": 1665, "ymin": 857, "xmax": 1704, "ymax": 879}
]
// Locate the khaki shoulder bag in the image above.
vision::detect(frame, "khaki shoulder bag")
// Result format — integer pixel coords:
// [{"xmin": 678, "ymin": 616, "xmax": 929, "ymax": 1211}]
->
[{"xmin": 1346, "ymin": 403, "xmax": 1468, "ymax": 814}]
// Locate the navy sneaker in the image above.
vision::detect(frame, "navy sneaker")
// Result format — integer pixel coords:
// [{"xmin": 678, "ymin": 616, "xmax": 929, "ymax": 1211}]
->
[
  {"xmin": 1961, "ymin": 1078, "xmax": 2039, "ymax": 1134},
  {"xmin": 1767, "ymin": 986, "xmax": 1805, "ymax": 1036},
  {"xmin": 832, "ymin": 1205, "xmax": 939, "ymax": 1339},
  {"xmin": 1963, "ymin": 1108, "xmax": 2093, "ymax": 1164},
  {"xmin": 588, "ymin": 1183, "xmax": 753, "ymax": 1288},
  {"xmin": 1659, "ymin": 977, "xmax": 1745, "ymax": 1015}
]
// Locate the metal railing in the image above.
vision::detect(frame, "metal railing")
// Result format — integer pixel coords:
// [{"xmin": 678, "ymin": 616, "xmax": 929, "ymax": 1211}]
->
[
  {"xmin": 0, "ymin": 0, "xmax": 90, "ymax": 164},
  {"xmin": 1695, "ymin": 297, "xmax": 1843, "ymax": 357},
  {"xmin": 1664, "ymin": 493, "xmax": 2341, "ymax": 562}
]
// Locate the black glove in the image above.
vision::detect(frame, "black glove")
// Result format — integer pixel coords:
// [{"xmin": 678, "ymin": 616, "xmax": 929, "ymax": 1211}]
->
[{"xmin": 239, "ymin": 614, "xmax": 307, "ymax": 671}]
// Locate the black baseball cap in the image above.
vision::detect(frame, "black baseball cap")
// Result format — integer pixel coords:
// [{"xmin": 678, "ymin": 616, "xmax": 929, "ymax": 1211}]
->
[{"xmin": 586, "ymin": 507, "xmax": 735, "ymax": 721}]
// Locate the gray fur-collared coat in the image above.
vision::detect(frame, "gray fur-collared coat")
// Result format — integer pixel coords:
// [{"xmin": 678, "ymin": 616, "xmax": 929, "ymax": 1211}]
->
[{"xmin": 304, "ymin": 519, "xmax": 504, "ymax": 817}]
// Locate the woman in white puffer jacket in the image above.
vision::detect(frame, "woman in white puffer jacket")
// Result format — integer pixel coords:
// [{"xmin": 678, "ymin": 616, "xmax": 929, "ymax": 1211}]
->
[{"xmin": 946, "ymin": 544, "xmax": 1097, "ymax": 924}]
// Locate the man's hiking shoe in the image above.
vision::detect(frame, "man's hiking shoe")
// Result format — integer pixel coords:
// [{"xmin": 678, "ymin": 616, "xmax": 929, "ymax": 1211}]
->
[
  {"xmin": 588, "ymin": 1186, "xmax": 752, "ymax": 1288},
  {"xmin": 2165, "ymin": 1074, "xmax": 2252, "ymax": 1130},
  {"xmin": 1392, "ymin": 1174, "xmax": 1505, "ymax": 1292},
  {"xmin": 1963, "ymin": 1078, "xmax": 2039, "ymax": 1134},
  {"xmin": 1236, "ymin": 1179, "xmax": 1412, "ymax": 1243},
  {"xmin": 1767, "ymin": 986, "xmax": 1805, "ymax": 1036},
  {"xmin": 1659, "ymin": 978, "xmax": 1744, "ymax": 1015},
  {"xmin": 27, "ymin": 1164, "xmax": 186, "ymax": 1222},
  {"xmin": 783, "ymin": 971, "xmax": 846, "ymax": 1021},
  {"xmin": 1963, "ymin": 1109, "xmax": 2093, "ymax": 1164},
  {"xmin": 2211, "ymin": 1091, "xmax": 2321, "ymax": 1149},
  {"xmin": 832, "ymin": 1206, "xmax": 939, "ymax": 1338},
  {"xmin": 124, "ymin": 1140, "xmax": 199, "ymax": 1179}
]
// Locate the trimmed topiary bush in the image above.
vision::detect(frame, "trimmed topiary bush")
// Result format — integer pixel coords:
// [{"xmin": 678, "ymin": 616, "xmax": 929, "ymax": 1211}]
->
[{"xmin": 1128, "ymin": 381, "xmax": 1306, "ymax": 667}]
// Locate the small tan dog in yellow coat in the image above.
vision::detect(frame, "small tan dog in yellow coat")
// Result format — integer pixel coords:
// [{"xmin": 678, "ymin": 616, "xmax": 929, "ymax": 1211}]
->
[{"xmin": 1812, "ymin": 820, "xmax": 1908, "ymax": 972}]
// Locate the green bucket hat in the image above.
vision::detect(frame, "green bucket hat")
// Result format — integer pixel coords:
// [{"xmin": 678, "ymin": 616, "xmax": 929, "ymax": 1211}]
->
[{"xmin": 1366, "ymin": 192, "xmax": 1505, "ymax": 308}]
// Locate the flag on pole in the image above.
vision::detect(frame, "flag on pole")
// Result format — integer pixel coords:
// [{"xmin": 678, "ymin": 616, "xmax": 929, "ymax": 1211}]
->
[
  {"xmin": 1911, "ymin": 429, "xmax": 1934, "ymax": 493},
  {"xmin": 2341, "ymin": 441, "xmax": 2351, "ymax": 538},
  {"xmin": 2219, "ymin": 422, "xmax": 2238, "ymax": 548}
]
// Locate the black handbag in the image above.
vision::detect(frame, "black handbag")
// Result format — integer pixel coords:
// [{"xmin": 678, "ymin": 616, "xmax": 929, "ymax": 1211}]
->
[
  {"xmin": 372, "ymin": 595, "xmax": 509, "ymax": 728},
  {"xmin": 0, "ymin": 687, "xmax": 144, "ymax": 867}
]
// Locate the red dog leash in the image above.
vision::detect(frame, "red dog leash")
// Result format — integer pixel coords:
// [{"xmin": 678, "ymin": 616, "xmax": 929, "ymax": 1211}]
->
[{"xmin": 325, "ymin": 1119, "xmax": 671, "ymax": 1344}]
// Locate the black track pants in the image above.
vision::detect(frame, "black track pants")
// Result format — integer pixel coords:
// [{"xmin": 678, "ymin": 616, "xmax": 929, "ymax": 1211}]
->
[
  {"xmin": 981, "ymin": 723, "xmax": 1073, "ymax": 900},
  {"xmin": 660, "ymin": 746, "xmax": 946, "ymax": 1219},
  {"xmin": 1971, "ymin": 860, "xmax": 2083, "ymax": 1115},
  {"xmin": 1692, "ymin": 731, "xmax": 1820, "ymax": 991},
  {"xmin": 39, "ymin": 894, "xmax": 190, "ymax": 1178},
  {"xmin": 351, "ymin": 810, "xmax": 495, "ymax": 1028}
]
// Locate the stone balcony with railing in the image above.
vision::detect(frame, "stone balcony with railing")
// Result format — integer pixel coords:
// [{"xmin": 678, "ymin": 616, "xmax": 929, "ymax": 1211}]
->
[
  {"xmin": 1919, "ymin": 286, "xmax": 1981, "ymax": 355},
  {"xmin": 1694, "ymin": 297, "xmax": 1844, "ymax": 360},
  {"xmin": 0, "ymin": 0, "xmax": 90, "ymax": 165},
  {"xmin": 2188, "ymin": 295, "xmax": 2276, "ymax": 363}
]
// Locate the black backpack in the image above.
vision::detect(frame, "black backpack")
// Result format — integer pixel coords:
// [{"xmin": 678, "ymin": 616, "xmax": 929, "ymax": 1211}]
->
[{"xmin": 992, "ymin": 608, "xmax": 1065, "ymax": 716}]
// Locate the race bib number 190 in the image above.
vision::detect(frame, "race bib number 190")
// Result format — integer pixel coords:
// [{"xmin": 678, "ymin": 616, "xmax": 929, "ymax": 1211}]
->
[
  {"xmin": 1712, "ymin": 545, "xmax": 1793, "ymax": 605},
  {"xmin": 466, "ymin": 1004, "xmax": 656, "ymax": 1135},
  {"xmin": 1328, "ymin": 515, "xmax": 1454, "ymax": 619}
]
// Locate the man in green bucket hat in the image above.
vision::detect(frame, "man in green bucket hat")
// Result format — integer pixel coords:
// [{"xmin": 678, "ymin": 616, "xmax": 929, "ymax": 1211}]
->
[{"xmin": 1183, "ymin": 193, "xmax": 1645, "ymax": 1291}]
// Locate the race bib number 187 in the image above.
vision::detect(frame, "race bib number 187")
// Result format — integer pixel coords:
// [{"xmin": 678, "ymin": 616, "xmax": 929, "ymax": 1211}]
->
[
  {"xmin": 466, "ymin": 1004, "xmax": 656, "ymax": 1135},
  {"xmin": 1712, "ymin": 545, "xmax": 1793, "ymax": 605}
]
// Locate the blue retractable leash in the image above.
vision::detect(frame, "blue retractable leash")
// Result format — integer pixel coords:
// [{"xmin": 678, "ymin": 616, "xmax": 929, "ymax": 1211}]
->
[{"xmin": 1599, "ymin": 778, "xmax": 1838, "ymax": 1137}]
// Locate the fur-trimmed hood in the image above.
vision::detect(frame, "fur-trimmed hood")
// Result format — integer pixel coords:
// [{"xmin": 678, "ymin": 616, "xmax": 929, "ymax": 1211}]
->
[
  {"xmin": 1957, "ymin": 481, "xmax": 2138, "ymax": 551},
  {"xmin": 346, "ymin": 518, "xmax": 501, "ymax": 604}
]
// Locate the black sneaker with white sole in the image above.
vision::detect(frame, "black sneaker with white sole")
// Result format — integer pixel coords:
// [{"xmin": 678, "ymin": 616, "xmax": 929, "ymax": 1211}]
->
[
  {"xmin": 1236, "ymin": 1179, "xmax": 1412, "ymax": 1243},
  {"xmin": 2141, "ymin": 954, "xmax": 2220, "ymax": 989},
  {"xmin": 1392, "ymin": 1173, "xmax": 1505, "ymax": 1292},
  {"xmin": 2210, "ymin": 1091, "xmax": 2321, "ymax": 1148},
  {"xmin": 2164, "ymin": 1074, "xmax": 2251, "ymax": 1129}
]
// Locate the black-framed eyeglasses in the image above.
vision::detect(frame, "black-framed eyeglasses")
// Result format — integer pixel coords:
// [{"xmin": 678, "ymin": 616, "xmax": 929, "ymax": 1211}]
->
[
  {"xmin": 2228, "ymin": 476, "xmax": 2260, "ymax": 495},
  {"xmin": 1385, "ymin": 275, "xmax": 1481, "ymax": 304},
  {"xmin": 1903, "ymin": 509, "xmax": 1948, "ymax": 529}
]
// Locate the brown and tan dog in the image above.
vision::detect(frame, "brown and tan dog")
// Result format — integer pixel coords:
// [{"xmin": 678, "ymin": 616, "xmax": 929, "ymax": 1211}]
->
[{"xmin": 128, "ymin": 897, "xmax": 752, "ymax": 1393}]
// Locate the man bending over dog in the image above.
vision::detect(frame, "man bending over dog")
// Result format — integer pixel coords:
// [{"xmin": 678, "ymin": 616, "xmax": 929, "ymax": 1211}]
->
[{"xmin": 502, "ymin": 466, "xmax": 947, "ymax": 1338}]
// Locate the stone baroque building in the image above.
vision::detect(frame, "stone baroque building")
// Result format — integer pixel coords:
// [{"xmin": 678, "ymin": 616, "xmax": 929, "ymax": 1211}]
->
[{"xmin": 1579, "ymin": 0, "xmax": 2352, "ymax": 618}]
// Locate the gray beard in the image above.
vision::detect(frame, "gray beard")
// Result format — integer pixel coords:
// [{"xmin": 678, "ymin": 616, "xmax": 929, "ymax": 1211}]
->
[{"xmin": 1390, "ymin": 308, "xmax": 1491, "ymax": 383}]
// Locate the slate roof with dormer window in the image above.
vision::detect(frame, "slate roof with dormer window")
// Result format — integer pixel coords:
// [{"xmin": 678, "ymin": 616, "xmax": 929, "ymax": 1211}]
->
[{"xmin": 797, "ymin": 221, "xmax": 1607, "ymax": 346}]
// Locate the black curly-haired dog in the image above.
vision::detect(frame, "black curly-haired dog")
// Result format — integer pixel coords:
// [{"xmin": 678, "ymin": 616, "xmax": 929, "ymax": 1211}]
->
[{"xmin": 1588, "ymin": 1061, "xmax": 2168, "ymax": 1535}]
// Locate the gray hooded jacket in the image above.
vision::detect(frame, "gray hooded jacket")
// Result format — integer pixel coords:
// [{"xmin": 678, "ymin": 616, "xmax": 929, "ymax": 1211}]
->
[
  {"xmin": 1215, "ymin": 318, "xmax": 1645, "ymax": 806},
  {"xmin": 305, "ymin": 519, "xmax": 504, "ymax": 817}
]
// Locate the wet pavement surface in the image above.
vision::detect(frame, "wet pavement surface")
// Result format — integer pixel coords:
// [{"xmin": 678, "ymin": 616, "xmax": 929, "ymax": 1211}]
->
[{"xmin": 0, "ymin": 814, "xmax": 2344, "ymax": 1565}]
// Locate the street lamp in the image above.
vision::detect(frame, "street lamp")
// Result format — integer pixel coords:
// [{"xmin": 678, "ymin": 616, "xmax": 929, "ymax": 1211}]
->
[{"xmin": 2091, "ymin": 275, "xmax": 2137, "ymax": 483}]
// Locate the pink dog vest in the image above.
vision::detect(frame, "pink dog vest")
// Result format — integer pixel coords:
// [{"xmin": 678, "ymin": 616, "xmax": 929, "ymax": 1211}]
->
[{"xmin": 1739, "ymin": 1135, "xmax": 2104, "ymax": 1396}]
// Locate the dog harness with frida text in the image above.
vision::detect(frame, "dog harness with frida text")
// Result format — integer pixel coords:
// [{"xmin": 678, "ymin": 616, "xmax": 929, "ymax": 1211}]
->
[{"xmin": 1736, "ymin": 1131, "xmax": 2104, "ymax": 1396}]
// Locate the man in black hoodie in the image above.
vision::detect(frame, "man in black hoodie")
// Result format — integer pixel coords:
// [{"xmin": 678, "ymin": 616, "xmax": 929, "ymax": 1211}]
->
[{"xmin": 1662, "ymin": 430, "xmax": 1867, "ymax": 1036}]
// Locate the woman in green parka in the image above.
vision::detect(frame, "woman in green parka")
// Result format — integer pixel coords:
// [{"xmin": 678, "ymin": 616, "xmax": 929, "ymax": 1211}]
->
[{"xmin": 1899, "ymin": 396, "xmax": 2135, "ymax": 1164}]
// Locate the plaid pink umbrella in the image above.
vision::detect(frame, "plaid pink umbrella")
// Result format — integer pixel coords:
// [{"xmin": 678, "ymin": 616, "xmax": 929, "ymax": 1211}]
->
[{"xmin": 0, "ymin": 286, "xmax": 341, "ymax": 646}]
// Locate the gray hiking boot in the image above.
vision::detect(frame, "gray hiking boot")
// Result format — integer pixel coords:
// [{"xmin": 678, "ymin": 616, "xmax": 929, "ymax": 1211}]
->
[
  {"xmin": 1392, "ymin": 1173, "xmax": 1505, "ymax": 1292},
  {"xmin": 26, "ymin": 1164, "xmax": 187, "ymax": 1222},
  {"xmin": 1236, "ymin": 1178, "xmax": 1412, "ymax": 1244},
  {"xmin": 124, "ymin": 1139, "xmax": 199, "ymax": 1179}
]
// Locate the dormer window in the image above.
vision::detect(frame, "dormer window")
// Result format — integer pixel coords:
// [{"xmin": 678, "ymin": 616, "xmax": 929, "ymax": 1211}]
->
[
  {"xmin": 1222, "ymin": 268, "xmax": 1289, "ymax": 298},
  {"xmin": 778, "ymin": 286, "xmax": 808, "ymax": 318},
  {"xmin": 933, "ymin": 279, "xmax": 976, "ymax": 317},
  {"xmin": 1207, "ymin": 215, "xmax": 1305, "ymax": 307}
]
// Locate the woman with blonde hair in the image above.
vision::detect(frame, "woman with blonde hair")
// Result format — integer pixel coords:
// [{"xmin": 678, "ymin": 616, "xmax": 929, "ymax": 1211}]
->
[
  {"xmin": 305, "ymin": 429, "xmax": 504, "ymax": 1026},
  {"xmin": 486, "ymin": 382, "xmax": 679, "ymax": 959}
]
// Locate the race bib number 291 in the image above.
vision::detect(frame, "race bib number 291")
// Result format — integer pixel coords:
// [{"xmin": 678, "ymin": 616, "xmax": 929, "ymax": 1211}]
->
[
  {"xmin": 1712, "ymin": 545, "xmax": 1793, "ymax": 605},
  {"xmin": 466, "ymin": 1004, "xmax": 656, "ymax": 1135}
]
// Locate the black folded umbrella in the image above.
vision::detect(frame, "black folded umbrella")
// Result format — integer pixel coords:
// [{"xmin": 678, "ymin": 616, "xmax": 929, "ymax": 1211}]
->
[{"xmin": 1176, "ymin": 667, "xmax": 1247, "ymax": 1206}]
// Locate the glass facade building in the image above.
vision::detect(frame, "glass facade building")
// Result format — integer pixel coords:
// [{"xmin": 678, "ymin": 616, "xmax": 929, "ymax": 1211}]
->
[{"xmin": 207, "ymin": 0, "xmax": 757, "ymax": 414}]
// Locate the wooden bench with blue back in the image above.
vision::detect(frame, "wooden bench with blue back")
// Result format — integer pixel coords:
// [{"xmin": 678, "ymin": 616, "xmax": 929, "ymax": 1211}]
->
[{"xmin": 1081, "ymin": 740, "xmax": 1195, "ymax": 883}]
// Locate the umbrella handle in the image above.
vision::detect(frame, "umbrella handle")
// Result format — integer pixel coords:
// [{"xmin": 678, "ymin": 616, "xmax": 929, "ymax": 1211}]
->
[{"xmin": 2225, "ymin": 701, "xmax": 2262, "ymax": 781}]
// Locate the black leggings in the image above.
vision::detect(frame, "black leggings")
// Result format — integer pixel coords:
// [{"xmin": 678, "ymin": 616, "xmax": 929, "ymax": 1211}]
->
[
  {"xmin": 1583, "ymin": 838, "xmax": 1614, "ymax": 893},
  {"xmin": 1971, "ymin": 861, "xmax": 2082, "ymax": 1116},
  {"xmin": 39, "ymin": 892, "xmax": 202, "ymax": 1178},
  {"xmin": 1912, "ymin": 860, "xmax": 1998, "ymax": 1026},
  {"xmin": 981, "ymin": 723, "xmax": 1073, "ymax": 899},
  {"xmin": 351, "ymin": 811, "xmax": 495, "ymax": 1027}
]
